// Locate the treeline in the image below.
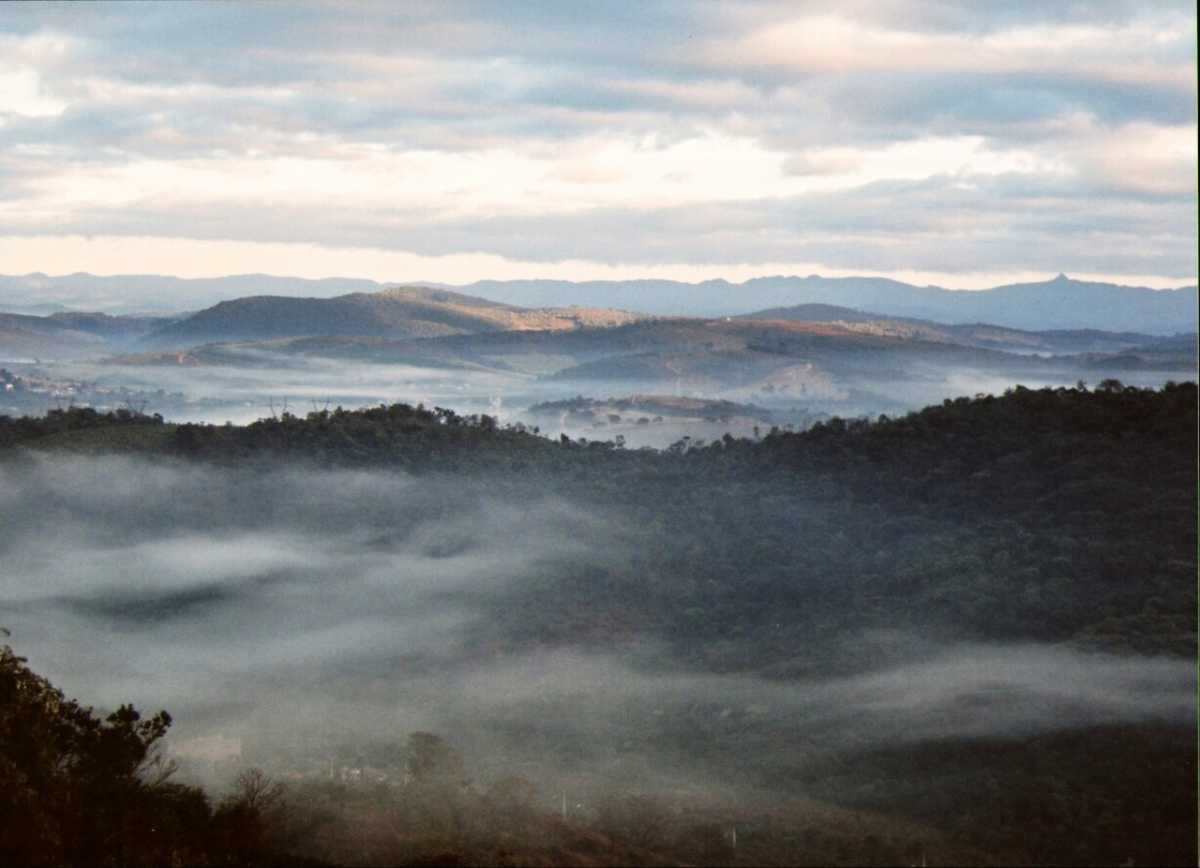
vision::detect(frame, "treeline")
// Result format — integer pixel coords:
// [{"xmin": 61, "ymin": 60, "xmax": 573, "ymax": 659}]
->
[{"xmin": 0, "ymin": 405, "xmax": 165, "ymax": 448}]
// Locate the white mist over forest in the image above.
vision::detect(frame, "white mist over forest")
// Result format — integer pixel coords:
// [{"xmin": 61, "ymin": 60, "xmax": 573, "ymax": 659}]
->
[{"xmin": 2, "ymin": 456, "xmax": 1192, "ymax": 790}]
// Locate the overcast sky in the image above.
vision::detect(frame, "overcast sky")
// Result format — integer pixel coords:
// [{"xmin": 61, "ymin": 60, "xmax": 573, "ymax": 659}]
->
[{"xmin": 0, "ymin": 1, "xmax": 1195, "ymax": 288}]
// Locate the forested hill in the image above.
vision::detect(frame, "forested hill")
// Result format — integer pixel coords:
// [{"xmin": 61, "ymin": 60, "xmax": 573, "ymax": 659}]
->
[
  {"xmin": 4, "ymin": 381, "xmax": 1195, "ymax": 659},
  {"xmin": 4, "ymin": 379, "xmax": 1193, "ymax": 489},
  {"xmin": 3, "ymin": 382, "xmax": 1196, "ymax": 865}
]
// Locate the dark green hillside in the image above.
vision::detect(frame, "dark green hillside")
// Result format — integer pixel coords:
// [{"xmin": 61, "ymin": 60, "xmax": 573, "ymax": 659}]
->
[
  {"xmin": 7, "ymin": 382, "xmax": 1195, "ymax": 658},
  {"xmin": 3, "ymin": 382, "xmax": 1196, "ymax": 865}
]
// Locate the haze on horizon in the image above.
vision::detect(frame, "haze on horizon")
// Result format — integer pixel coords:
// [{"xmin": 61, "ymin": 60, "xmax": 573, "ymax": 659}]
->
[{"xmin": 0, "ymin": 1, "xmax": 1196, "ymax": 295}]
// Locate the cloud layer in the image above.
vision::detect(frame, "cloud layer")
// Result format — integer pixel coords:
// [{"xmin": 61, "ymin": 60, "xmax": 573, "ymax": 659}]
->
[{"xmin": 0, "ymin": 2, "xmax": 1195, "ymax": 287}]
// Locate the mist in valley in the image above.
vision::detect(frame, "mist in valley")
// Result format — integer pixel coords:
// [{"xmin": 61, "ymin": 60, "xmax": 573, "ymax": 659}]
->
[
  {"xmin": 6, "ymin": 343, "xmax": 1193, "ymax": 453},
  {"xmin": 2, "ymin": 454, "xmax": 1192, "ymax": 809}
]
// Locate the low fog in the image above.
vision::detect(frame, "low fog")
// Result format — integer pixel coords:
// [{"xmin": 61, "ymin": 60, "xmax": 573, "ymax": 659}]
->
[
  {"xmin": 9, "ymin": 349, "xmax": 1192, "ymax": 453},
  {"xmin": 1, "ymin": 455, "xmax": 1192, "ymax": 805},
  {"xmin": 87, "ymin": 355, "xmax": 527, "ymax": 426}
]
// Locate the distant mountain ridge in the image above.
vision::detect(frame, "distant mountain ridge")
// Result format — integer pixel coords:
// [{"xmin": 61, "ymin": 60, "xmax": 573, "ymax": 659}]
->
[
  {"xmin": 1, "ymin": 271, "xmax": 1195, "ymax": 334},
  {"xmin": 460, "ymin": 274, "xmax": 1198, "ymax": 334},
  {"xmin": 0, "ymin": 272, "xmax": 382, "ymax": 315}
]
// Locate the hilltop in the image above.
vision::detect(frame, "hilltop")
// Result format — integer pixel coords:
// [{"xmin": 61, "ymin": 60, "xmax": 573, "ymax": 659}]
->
[
  {"xmin": 138, "ymin": 285, "xmax": 641, "ymax": 348},
  {"xmin": 737, "ymin": 302, "xmax": 1181, "ymax": 355}
]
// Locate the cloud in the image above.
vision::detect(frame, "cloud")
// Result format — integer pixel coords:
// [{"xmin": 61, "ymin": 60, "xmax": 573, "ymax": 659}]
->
[
  {"xmin": 707, "ymin": 13, "xmax": 1195, "ymax": 89},
  {"xmin": 11, "ymin": 164, "xmax": 1188, "ymax": 280},
  {"xmin": 1076, "ymin": 121, "xmax": 1198, "ymax": 196},
  {"xmin": 0, "ymin": 1, "xmax": 1194, "ymax": 285}
]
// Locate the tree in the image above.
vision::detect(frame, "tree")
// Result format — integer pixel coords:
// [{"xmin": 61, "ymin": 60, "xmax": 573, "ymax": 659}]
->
[
  {"xmin": 213, "ymin": 768, "xmax": 286, "ymax": 861},
  {"xmin": 0, "ymin": 641, "xmax": 206, "ymax": 866},
  {"xmin": 228, "ymin": 767, "xmax": 284, "ymax": 814}
]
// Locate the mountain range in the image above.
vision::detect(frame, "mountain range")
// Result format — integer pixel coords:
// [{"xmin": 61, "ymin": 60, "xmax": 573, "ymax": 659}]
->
[
  {"xmin": 1, "ymin": 272, "xmax": 1195, "ymax": 335},
  {"xmin": 463, "ymin": 274, "xmax": 1198, "ymax": 334}
]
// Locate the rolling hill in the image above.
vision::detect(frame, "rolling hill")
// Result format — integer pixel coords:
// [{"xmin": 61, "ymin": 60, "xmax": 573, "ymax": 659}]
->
[
  {"xmin": 138, "ymin": 285, "xmax": 641, "ymax": 348},
  {"xmin": 736, "ymin": 302, "xmax": 1179, "ymax": 355},
  {"xmin": 106, "ymin": 312, "xmax": 1199, "ymax": 423},
  {"xmin": 0, "ymin": 311, "xmax": 177, "ymax": 360},
  {"xmin": 538, "ymin": 319, "xmax": 1045, "ymax": 396}
]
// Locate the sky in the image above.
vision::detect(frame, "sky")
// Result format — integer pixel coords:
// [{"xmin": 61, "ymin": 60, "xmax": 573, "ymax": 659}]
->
[{"xmin": 0, "ymin": 1, "xmax": 1196, "ymax": 289}]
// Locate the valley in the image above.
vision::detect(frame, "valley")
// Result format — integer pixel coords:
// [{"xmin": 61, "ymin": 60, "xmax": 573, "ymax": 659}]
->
[
  {"xmin": 3, "ymin": 277, "xmax": 1194, "ymax": 446},
  {"xmin": 3, "ymin": 4, "xmax": 1195, "ymax": 864},
  {"xmin": 1, "ymin": 274, "xmax": 1196, "ymax": 865},
  {"xmin": 2, "ymin": 382, "xmax": 1195, "ymax": 865}
]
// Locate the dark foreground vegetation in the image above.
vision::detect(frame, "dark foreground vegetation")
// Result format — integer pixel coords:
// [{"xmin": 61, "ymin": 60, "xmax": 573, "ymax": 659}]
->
[
  {"xmin": 1, "ymin": 380, "xmax": 1195, "ymax": 865},
  {"xmin": 1, "ymin": 641, "xmax": 281, "ymax": 866},
  {"xmin": 3, "ymin": 643, "xmax": 710, "ymax": 866}
]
